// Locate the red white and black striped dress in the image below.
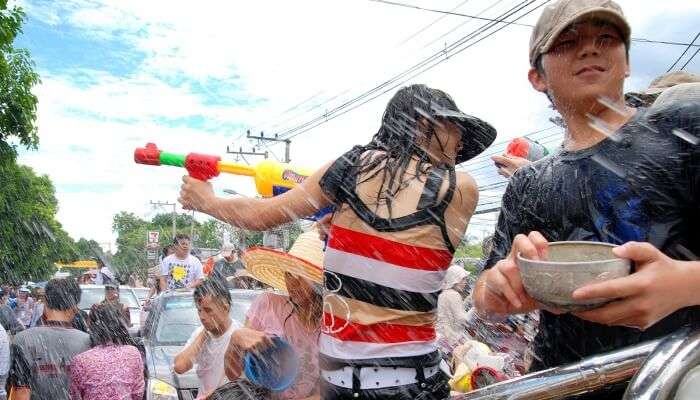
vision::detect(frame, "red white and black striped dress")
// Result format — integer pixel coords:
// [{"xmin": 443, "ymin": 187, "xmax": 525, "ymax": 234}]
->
[{"xmin": 319, "ymin": 147, "xmax": 457, "ymax": 399}]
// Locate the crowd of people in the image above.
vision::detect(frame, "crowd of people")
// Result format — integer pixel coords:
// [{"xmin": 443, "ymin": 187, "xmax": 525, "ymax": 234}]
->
[{"xmin": 3, "ymin": 0, "xmax": 700, "ymax": 399}]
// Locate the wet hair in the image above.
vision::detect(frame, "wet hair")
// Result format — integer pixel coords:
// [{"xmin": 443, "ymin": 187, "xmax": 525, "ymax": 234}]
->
[
  {"xmin": 194, "ymin": 279, "xmax": 231, "ymax": 308},
  {"xmin": 88, "ymin": 303, "xmax": 135, "ymax": 347},
  {"xmin": 45, "ymin": 278, "xmax": 81, "ymax": 311},
  {"xmin": 353, "ymin": 84, "xmax": 457, "ymax": 216},
  {"xmin": 173, "ymin": 233, "xmax": 191, "ymax": 244}
]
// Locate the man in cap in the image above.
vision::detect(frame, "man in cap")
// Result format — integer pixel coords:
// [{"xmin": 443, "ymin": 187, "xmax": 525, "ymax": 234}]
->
[
  {"xmin": 474, "ymin": 0, "xmax": 700, "ymax": 398},
  {"xmin": 211, "ymin": 243, "xmax": 244, "ymax": 289}
]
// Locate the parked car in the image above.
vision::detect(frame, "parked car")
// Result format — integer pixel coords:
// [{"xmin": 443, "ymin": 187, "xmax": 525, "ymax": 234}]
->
[
  {"xmin": 79, "ymin": 284, "xmax": 142, "ymax": 336},
  {"xmin": 140, "ymin": 289, "xmax": 260, "ymax": 400}
]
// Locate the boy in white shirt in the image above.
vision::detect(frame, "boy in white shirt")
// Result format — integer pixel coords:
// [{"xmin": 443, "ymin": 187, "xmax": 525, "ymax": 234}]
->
[
  {"xmin": 159, "ymin": 234, "xmax": 204, "ymax": 291},
  {"xmin": 174, "ymin": 279, "xmax": 238, "ymax": 397}
]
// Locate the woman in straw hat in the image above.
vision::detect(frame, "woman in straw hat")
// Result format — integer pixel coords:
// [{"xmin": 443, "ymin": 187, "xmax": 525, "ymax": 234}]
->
[
  {"xmin": 180, "ymin": 84, "xmax": 495, "ymax": 399},
  {"xmin": 220, "ymin": 230, "xmax": 324, "ymax": 400}
]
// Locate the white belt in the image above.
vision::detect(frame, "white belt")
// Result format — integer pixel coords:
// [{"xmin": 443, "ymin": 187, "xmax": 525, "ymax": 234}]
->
[{"xmin": 321, "ymin": 364, "xmax": 443, "ymax": 390}]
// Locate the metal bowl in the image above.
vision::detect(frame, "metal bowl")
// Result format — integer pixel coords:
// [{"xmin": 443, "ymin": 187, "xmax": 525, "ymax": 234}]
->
[{"xmin": 517, "ymin": 241, "xmax": 631, "ymax": 312}]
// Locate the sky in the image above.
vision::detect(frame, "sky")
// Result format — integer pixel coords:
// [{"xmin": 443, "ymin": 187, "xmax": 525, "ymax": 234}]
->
[{"xmin": 9, "ymin": 0, "xmax": 700, "ymax": 251}]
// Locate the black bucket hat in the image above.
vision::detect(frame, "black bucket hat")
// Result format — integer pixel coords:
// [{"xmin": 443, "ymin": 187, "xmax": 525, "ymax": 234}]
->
[{"xmin": 409, "ymin": 85, "xmax": 497, "ymax": 164}]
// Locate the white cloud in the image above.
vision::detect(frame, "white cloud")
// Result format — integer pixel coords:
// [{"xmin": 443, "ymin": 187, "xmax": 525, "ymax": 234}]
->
[{"xmin": 14, "ymin": 0, "xmax": 700, "ymax": 246}]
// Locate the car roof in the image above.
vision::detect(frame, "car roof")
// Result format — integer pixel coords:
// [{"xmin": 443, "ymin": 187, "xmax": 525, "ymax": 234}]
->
[
  {"xmin": 79, "ymin": 284, "xmax": 137, "ymax": 289},
  {"xmin": 155, "ymin": 288, "xmax": 266, "ymax": 301}
]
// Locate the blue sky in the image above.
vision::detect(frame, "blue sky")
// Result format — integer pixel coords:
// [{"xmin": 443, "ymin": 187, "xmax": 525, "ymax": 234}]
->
[{"xmin": 10, "ymin": 0, "xmax": 700, "ymax": 246}]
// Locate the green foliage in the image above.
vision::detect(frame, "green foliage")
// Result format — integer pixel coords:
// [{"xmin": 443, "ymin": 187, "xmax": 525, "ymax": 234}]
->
[
  {"xmin": 111, "ymin": 211, "xmax": 233, "ymax": 280},
  {"xmin": 0, "ymin": 2, "xmax": 40, "ymax": 150},
  {"xmin": 454, "ymin": 241, "xmax": 483, "ymax": 259},
  {"xmin": 72, "ymin": 238, "xmax": 106, "ymax": 260},
  {"xmin": 0, "ymin": 152, "xmax": 77, "ymax": 283}
]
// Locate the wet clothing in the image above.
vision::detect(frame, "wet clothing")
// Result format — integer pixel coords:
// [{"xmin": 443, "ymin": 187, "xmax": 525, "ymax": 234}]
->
[
  {"xmin": 0, "ymin": 304, "xmax": 23, "ymax": 335},
  {"xmin": 184, "ymin": 321, "xmax": 238, "ymax": 396},
  {"xmin": 247, "ymin": 292, "xmax": 320, "ymax": 400},
  {"xmin": 160, "ymin": 254, "xmax": 204, "ymax": 290},
  {"xmin": 9, "ymin": 320, "xmax": 91, "ymax": 400},
  {"xmin": 319, "ymin": 147, "xmax": 456, "ymax": 399},
  {"xmin": 211, "ymin": 258, "xmax": 244, "ymax": 288},
  {"xmin": 485, "ymin": 104, "xmax": 700, "ymax": 378},
  {"xmin": 69, "ymin": 344, "xmax": 144, "ymax": 400},
  {"xmin": 29, "ymin": 302, "xmax": 44, "ymax": 328},
  {"xmin": 14, "ymin": 297, "xmax": 34, "ymax": 327}
]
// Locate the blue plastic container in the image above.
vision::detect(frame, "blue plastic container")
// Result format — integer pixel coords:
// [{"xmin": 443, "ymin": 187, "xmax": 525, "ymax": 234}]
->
[{"xmin": 244, "ymin": 336, "xmax": 300, "ymax": 392}]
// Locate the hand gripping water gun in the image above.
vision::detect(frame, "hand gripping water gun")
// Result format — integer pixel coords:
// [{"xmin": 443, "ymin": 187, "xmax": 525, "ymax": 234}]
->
[{"xmin": 134, "ymin": 143, "xmax": 331, "ymax": 218}]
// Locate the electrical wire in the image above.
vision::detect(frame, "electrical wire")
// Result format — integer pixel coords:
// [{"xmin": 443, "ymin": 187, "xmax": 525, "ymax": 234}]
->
[
  {"xmin": 681, "ymin": 46, "xmax": 700, "ymax": 70},
  {"xmin": 667, "ymin": 31, "xmax": 700, "ymax": 72},
  {"xmin": 370, "ymin": 0, "xmax": 532, "ymax": 27},
  {"xmin": 276, "ymin": 0, "xmax": 548, "ymax": 140}
]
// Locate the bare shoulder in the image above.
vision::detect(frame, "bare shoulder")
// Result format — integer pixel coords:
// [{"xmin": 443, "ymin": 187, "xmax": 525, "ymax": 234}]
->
[
  {"xmin": 454, "ymin": 171, "xmax": 478, "ymax": 210},
  {"xmin": 455, "ymin": 171, "xmax": 477, "ymax": 193}
]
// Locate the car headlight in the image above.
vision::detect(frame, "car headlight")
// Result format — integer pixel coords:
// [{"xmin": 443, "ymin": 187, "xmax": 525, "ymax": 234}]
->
[{"xmin": 148, "ymin": 378, "xmax": 178, "ymax": 399}]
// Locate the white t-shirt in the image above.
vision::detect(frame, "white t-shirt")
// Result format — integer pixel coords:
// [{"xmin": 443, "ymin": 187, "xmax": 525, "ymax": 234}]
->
[
  {"xmin": 160, "ymin": 254, "xmax": 204, "ymax": 289},
  {"xmin": 185, "ymin": 320, "xmax": 239, "ymax": 395}
]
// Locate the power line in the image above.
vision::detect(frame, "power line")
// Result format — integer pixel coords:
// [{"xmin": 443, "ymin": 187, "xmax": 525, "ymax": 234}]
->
[
  {"xmin": 681, "ymin": 46, "xmax": 700, "ymax": 70},
  {"xmin": 373, "ymin": 0, "xmax": 700, "ymax": 48},
  {"xmin": 395, "ymin": 0, "xmax": 473, "ymax": 47},
  {"xmin": 370, "ymin": 0, "xmax": 532, "ymax": 27},
  {"xmin": 275, "ymin": 0, "xmax": 548, "ymax": 140},
  {"xmin": 667, "ymin": 31, "xmax": 700, "ymax": 72}
]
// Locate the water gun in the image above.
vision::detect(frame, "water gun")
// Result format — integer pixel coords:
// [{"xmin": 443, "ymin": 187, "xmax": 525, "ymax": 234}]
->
[
  {"xmin": 134, "ymin": 143, "xmax": 331, "ymax": 218},
  {"xmin": 505, "ymin": 137, "xmax": 549, "ymax": 162}
]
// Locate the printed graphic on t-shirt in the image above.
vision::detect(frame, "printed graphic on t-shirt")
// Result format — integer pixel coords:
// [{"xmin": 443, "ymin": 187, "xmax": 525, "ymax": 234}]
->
[{"xmin": 169, "ymin": 263, "xmax": 190, "ymax": 289}]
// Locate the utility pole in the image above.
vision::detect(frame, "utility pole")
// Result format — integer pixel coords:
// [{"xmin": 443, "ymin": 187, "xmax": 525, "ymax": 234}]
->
[
  {"xmin": 150, "ymin": 200, "xmax": 177, "ymax": 239},
  {"xmin": 226, "ymin": 144, "xmax": 268, "ymax": 165},
  {"xmin": 246, "ymin": 130, "xmax": 292, "ymax": 163}
]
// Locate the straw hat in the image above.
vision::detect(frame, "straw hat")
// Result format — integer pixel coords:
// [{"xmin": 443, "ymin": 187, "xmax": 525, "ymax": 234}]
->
[{"xmin": 241, "ymin": 230, "xmax": 324, "ymax": 292}]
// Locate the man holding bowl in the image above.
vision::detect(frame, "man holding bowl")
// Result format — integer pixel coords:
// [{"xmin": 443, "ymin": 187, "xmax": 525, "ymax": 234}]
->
[{"xmin": 473, "ymin": 0, "xmax": 700, "ymax": 398}]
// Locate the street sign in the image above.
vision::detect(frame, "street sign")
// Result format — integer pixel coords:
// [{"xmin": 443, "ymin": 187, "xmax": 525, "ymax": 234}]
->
[{"xmin": 147, "ymin": 231, "xmax": 160, "ymax": 249}]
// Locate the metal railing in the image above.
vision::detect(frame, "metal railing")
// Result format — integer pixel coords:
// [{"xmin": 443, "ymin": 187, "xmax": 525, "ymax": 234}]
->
[{"xmin": 451, "ymin": 325, "xmax": 700, "ymax": 400}]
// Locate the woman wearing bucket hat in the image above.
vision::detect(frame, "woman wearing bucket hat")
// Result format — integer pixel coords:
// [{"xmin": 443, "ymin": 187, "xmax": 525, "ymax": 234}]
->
[
  {"xmin": 180, "ymin": 84, "xmax": 496, "ymax": 399},
  {"xmin": 221, "ymin": 230, "xmax": 324, "ymax": 400}
]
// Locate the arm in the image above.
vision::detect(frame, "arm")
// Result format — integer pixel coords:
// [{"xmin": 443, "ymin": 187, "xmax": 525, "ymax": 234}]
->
[
  {"xmin": 179, "ymin": 162, "xmax": 333, "ymax": 230},
  {"xmin": 9, "ymin": 343, "xmax": 32, "ymax": 400},
  {"xmin": 573, "ymin": 242, "xmax": 700, "ymax": 330},
  {"xmin": 223, "ymin": 328, "xmax": 273, "ymax": 381},
  {"xmin": 472, "ymin": 175, "xmax": 549, "ymax": 317},
  {"xmin": 173, "ymin": 328, "xmax": 207, "ymax": 374},
  {"xmin": 131, "ymin": 349, "xmax": 145, "ymax": 400},
  {"xmin": 158, "ymin": 276, "xmax": 167, "ymax": 292}
]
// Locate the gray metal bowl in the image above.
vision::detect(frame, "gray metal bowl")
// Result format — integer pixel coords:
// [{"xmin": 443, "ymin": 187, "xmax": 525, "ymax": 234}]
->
[{"xmin": 517, "ymin": 241, "xmax": 631, "ymax": 312}]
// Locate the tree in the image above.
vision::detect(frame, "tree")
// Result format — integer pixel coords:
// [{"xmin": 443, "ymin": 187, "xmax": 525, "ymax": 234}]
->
[
  {"xmin": 0, "ymin": 1, "xmax": 40, "ymax": 151},
  {"xmin": 0, "ymin": 157, "xmax": 77, "ymax": 283},
  {"xmin": 72, "ymin": 238, "xmax": 106, "ymax": 260}
]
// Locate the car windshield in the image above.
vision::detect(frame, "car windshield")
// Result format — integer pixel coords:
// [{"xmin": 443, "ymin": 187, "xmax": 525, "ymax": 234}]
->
[
  {"xmin": 132, "ymin": 288, "xmax": 150, "ymax": 301},
  {"xmin": 154, "ymin": 294, "xmax": 253, "ymax": 345},
  {"xmin": 79, "ymin": 287, "xmax": 140, "ymax": 310}
]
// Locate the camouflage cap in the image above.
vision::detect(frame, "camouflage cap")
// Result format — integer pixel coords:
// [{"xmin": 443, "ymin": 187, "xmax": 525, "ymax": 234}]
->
[{"xmin": 529, "ymin": 0, "xmax": 631, "ymax": 66}]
